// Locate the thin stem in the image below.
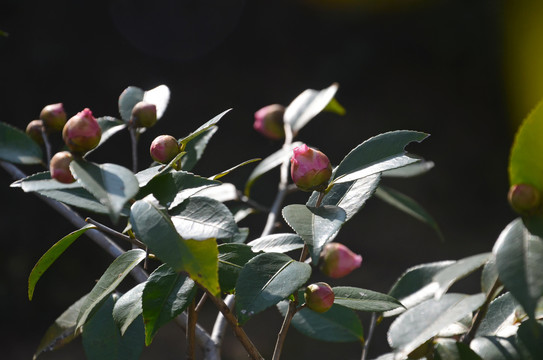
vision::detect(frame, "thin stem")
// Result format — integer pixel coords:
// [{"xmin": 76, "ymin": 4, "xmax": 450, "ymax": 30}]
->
[
  {"xmin": 195, "ymin": 292, "xmax": 208, "ymax": 313},
  {"xmin": 129, "ymin": 126, "xmax": 139, "ymax": 173},
  {"xmin": 361, "ymin": 313, "xmax": 378, "ymax": 360},
  {"xmin": 462, "ymin": 278, "xmax": 502, "ymax": 344},
  {"xmin": 211, "ymin": 294, "xmax": 235, "ymax": 350},
  {"xmin": 272, "ymin": 294, "xmax": 299, "ymax": 360},
  {"xmin": 205, "ymin": 289, "xmax": 264, "ymax": 360},
  {"xmin": 187, "ymin": 299, "xmax": 197, "ymax": 360},
  {"xmin": 40, "ymin": 128, "xmax": 52, "ymax": 167},
  {"xmin": 85, "ymin": 217, "xmax": 146, "ymax": 249}
]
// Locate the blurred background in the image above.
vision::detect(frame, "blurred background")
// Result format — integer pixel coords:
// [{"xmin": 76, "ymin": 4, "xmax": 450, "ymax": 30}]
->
[{"xmin": 1, "ymin": 0, "xmax": 540, "ymax": 359}]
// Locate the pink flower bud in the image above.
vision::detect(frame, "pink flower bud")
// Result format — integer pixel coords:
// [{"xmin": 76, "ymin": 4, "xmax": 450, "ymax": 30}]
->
[
  {"xmin": 40, "ymin": 103, "xmax": 67, "ymax": 132},
  {"xmin": 26, "ymin": 120, "xmax": 45, "ymax": 145},
  {"xmin": 320, "ymin": 242, "xmax": 362, "ymax": 278},
  {"xmin": 50, "ymin": 151, "xmax": 76, "ymax": 184},
  {"xmin": 62, "ymin": 108, "xmax": 102, "ymax": 154},
  {"xmin": 290, "ymin": 144, "xmax": 332, "ymax": 192},
  {"xmin": 253, "ymin": 104, "xmax": 285, "ymax": 140},
  {"xmin": 304, "ymin": 282, "xmax": 335, "ymax": 313},
  {"xmin": 150, "ymin": 135, "xmax": 180, "ymax": 164},
  {"xmin": 508, "ymin": 183, "xmax": 541, "ymax": 216},
  {"xmin": 131, "ymin": 101, "xmax": 157, "ymax": 128}
]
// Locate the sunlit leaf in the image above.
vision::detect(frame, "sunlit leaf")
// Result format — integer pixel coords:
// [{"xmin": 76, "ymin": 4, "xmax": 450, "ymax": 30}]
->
[
  {"xmin": 332, "ymin": 286, "xmax": 404, "ymax": 312},
  {"xmin": 180, "ymin": 126, "xmax": 218, "ymax": 172},
  {"xmin": 247, "ymin": 233, "xmax": 304, "ymax": 253},
  {"xmin": 112, "ymin": 283, "xmax": 145, "ymax": 335},
  {"xmin": 211, "ymin": 158, "xmax": 261, "ymax": 180},
  {"xmin": 476, "ymin": 292, "xmax": 523, "ymax": 338},
  {"xmin": 470, "ymin": 336, "xmax": 521, "ymax": 360},
  {"xmin": 179, "ymin": 109, "xmax": 231, "ymax": 146}
]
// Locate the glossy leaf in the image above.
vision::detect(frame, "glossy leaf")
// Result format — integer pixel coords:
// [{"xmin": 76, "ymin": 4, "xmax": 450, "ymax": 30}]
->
[
  {"xmin": 143, "ymin": 84, "xmax": 170, "ymax": 120},
  {"xmin": 284, "ymin": 83, "xmax": 339, "ymax": 133},
  {"xmin": 82, "ymin": 295, "xmax": 145, "ymax": 360},
  {"xmin": 382, "ymin": 160, "xmax": 435, "ymax": 178},
  {"xmin": 33, "ymin": 294, "xmax": 88, "ymax": 359},
  {"xmin": 142, "ymin": 264, "xmax": 197, "ymax": 345},
  {"xmin": 431, "ymin": 253, "xmax": 492, "ymax": 299},
  {"xmin": 195, "ymin": 183, "xmax": 239, "ymax": 203},
  {"xmin": 481, "ymin": 255, "xmax": 501, "ymax": 297},
  {"xmin": 235, "ymin": 252, "xmax": 311, "ymax": 324},
  {"xmin": 331, "ymin": 130, "xmax": 428, "ymax": 184},
  {"xmin": 0, "ymin": 121, "xmax": 43, "ymax": 164},
  {"xmin": 118, "ymin": 86, "xmax": 144, "ymax": 122},
  {"xmin": 179, "ymin": 109, "xmax": 231, "ymax": 146},
  {"xmin": 307, "ymin": 173, "xmax": 380, "ymax": 222},
  {"xmin": 385, "ymin": 260, "xmax": 455, "ymax": 317},
  {"xmin": 244, "ymin": 141, "xmax": 303, "ymax": 196},
  {"xmin": 434, "ymin": 339, "xmax": 483, "ymax": 360},
  {"xmin": 476, "ymin": 292, "xmax": 523, "ymax": 338},
  {"xmin": 282, "ymin": 204, "xmax": 346, "ymax": 264},
  {"xmin": 138, "ymin": 169, "xmax": 220, "ymax": 209},
  {"xmin": 76, "ymin": 249, "xmax": 147, "ymax": 330},
  {"xmin": 12, "ymin": 171, "xmax": 79, "ymax": 192},
  {"xmin": 493, "ymin": 218, "xmax": 543, "ymax": 320},
  {"xmin": 277, "ymin": 295, "xmax": 364, "ymax": 343},
  {"xmin": 130, "ymin": 197, "xmax": 220, "ymax": 295},
  {"xmin": 112, "ymin": 283, "xmax": 145, "ymax": 335},
  {"xmin": 375, "ymin": 185, "xmax": 444, "ymax": 241},
  {"xmin": 180, "ymin": 126, "xmax": 218, "ymax": 172},
  {"xmin": 218, "ymin": 243, "xmax": 259, "ymax": 294},
  {"xmin": 332, "ymin": 286, "xmax": 404, "ymax": 312},
  {"xmin": 247, "ymin": 233, "xmax": 304, "ymax": 253},
  {"xmin": 28, "ymin": 224, "xmax": 96, "ymax": 300},
  {"xmin": 39, "ymin": 187, "xmax": 127, "ymax": 216},
  {"xmin": 388, "ymin": 293, "xmax": 486, "ymax": 358},
  {"xmin": 70, "ymin": 159, "xmax": 139, "ymax": 223},
  {"xmin": 470, "ymin": 336, "xmax": 521, "ymax": 360},
  {"xmin": 211, "ymin": 158, "xmax": 261, "ymax": 180},
  {"xmin": 170, "ymin": 196, "xmax": 239, "ymax": 240}
]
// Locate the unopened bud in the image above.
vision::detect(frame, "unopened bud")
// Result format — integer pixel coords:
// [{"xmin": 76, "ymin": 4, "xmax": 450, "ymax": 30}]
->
[
  {"xmin": 150, "ymin": 135, "xmax": 180, "ymax": 164},
  {"xmin": 320, "ymin": 243, "xmax": 362, "ymax": 278},
  {"xmin": 508, "ymin": 183, "xmax": 541, "ymax": 216},
  {"xmin": 290, "ymin": 144, "xmax": 332, "ymax": 192},
  {"xmin": 304, "ymin": 282, "xmax": 334, "ymax": 313},
  {"xmin": 26, "ymin": 120, "xmax": 45, "ymax": 145},
  {"xmin": 253, "ymin": 104, "xmax": 285, "ymax": 140},
  {"xmin": 62, "ymin": 108, "xmax": 102, "ymax": 154},
  {"xmin": 50, "ymin": 151, "xmax": 76, "ymax": 183},
  {"xmin": 40, "ymin": 103, "xmax": 67, "ymax": 132},
  {"xmin": 130, "ymin": 101, "xmax": 157, "ymax": 128}
]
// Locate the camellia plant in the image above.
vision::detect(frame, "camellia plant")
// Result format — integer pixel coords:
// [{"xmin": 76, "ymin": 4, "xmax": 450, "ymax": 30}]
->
[{"xmin": 1, "ymin": 83, "xmax": 542, "ymax": 360}]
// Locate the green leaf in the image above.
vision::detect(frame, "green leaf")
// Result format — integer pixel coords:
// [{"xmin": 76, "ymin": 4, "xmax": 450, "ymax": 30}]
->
[
  {"xmin": 39, "ymin": 187, "xmax": 128, "ymax": 216},
  {"xmin": 247, "ymin": 233, "xmax": 304, "ymax": 253},
  {"xmin": 476, "ymin": 292, "xmax": 523, "ymax": 337},
  {"xmin": 277, "ymin": 295, "xmax": 364, "ymax": 343},
  {"xmin": 211, "ymin": 158, "xmax": 261, "ymax": 180},
  {"xmin": 195, "ymin": 183, "xmax": 239, "ymax": 203},
  {"xmin": 28, "ymin": 224, "xmax": 96, "ymax": 300},
  {"xmin": 332, "ymin": 286, "xmax": 404, "ymax": 312},
  {"xmin": 481, "ymin": 255, "xmax": 501, "ymax": 297},
  {"xmin": 382, "ymin": 160, "xmax": 435, "ymax": 178},
  {"xmin": 431, "ymin": 253, "xmax": 492, "ymax": 299},
  {"xmin": 12, "ymin": 171, "xmax": 79, "ymax": 192},
  {"xmin": 244, "ymin": 141, "xmax": 303, "ymax": 196},
  {"xmin": 130, "ymin": 197, "xmax": 220, "ymax": 295},
  {"xmin": 118, "ymin": 86, "xmax": 144, "ymax": 122},
  {"xmin": 323, "ymin": 96, "xmax": 346, "ymax": 116},
  {"xmin": 112, "ymin": 283, "xmax": 145, "ymax": 335},
  {"xmin": 169, "ymin": 196, "xmax": 239, "ymax": 240},
  {"xmin": 434, "ymin": 339, "xmax": 483, "ymax": 360},
  {"xmin": 284, "ymin": 83, "xmax": 340, "ymax": 133},
  {"xmin": 282, "ymin": 204, "xmax": 346, "ymax": 264},
  {"xmin": 218, "ymin": 243, "xmax": 259, "ymax": 294},
  {"xmin": 138, "ymin": 169, "xmax": 220, "ymax": 209},
  {"xmin": 375, "ymin": 185, "xmax": 444, "ymax": 241},
  {"xmin": 142, "ymin": 84, "xmax": 170, "ymax": 120},
  {"xmin": 331, "ymin": 130, "xmax": 429, "ymax": 184},
  {"xmin": 385, "ymin": 260, "xmax": 455, "ymax": 317},
  {"xmin": 493, "ymin": 218, "xmax": 543, "ymax": 320},
  {"xmin": 0, "ymin": 121, "xmax": 43, "ymax": 164},
  {"xmin": 470, "ymin": 336, "xmax": 521, "ymax": 360},
  {"xmin": 180, "ymin": 126, "xmax": 218, "ymax": 172},
  {"xmin": 235, "ymin": 252, "xmax": 311, "ymax": 324},
  {"xmin": 307, "ymin": 173, "xmax": 380, "ymax": 222},
  {"xmin": 82, "ymin": 295, "xmax": 145, "ymax": 360},
  {"xmin": 33, "ymin": 294, "xmax": 88, "ymax": 359},
  {"xmin": 87, "ymin": 117, "xmax": 126, "ymax": 154},
  {"xmin": 388, "ymin": 293, "xmax": 486, "ymax": 358},
  {"xmin": 142, "ymin": 264, "xmax": 197, "ymax": 345},
  {"xmin": 517, "ymin": 320, "xmax": 543, "ymax": 359},
  {"xmin": 71, "ymin": 159, "xmax": 139, "ymax": 223},
  {"xmin": 179, "ymin": 109, "xmax": 231, "ymax": 146},
  {"xmin": 76, "ymin": 249, "xmax": 147, "ymax": 330}
]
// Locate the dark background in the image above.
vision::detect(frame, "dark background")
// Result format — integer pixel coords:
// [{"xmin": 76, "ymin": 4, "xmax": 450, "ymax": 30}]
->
[{"xmin": 0, "ymin": 0, "xmax": 533, "ymax": 359}]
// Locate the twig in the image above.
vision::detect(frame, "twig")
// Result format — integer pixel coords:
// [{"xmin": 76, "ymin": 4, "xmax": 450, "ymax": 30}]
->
[
  {"xmin": 85, "ymin": 217, "xmax": 147, "ymax": 249},
  {"xmin": 461, "ymin": 278, "xmax": 502, "ymax": 344},
  {"xmin": 211, "ymin": 294, "xmax": 235, "ymax": 353},
  {"xmin": 236, "ymin": 190, "xmax": 270, "ymax": 213},
  {"xmin": 205, "ymin": 289, "xmax": 264, "ymax": 360},
  {"xmin": 272, "ymin": 294, "xmax": 298, "ymax": 360},
  {"xmin": 187, "ymin": 299, "xmax": 197, "ymax": 360},
  {"xmin": 196, "ymin": 292, "xmax": 208, "ymax": 313},
  {"xmin": 40, "ymin": 128, "xmax": 52, "ymax": 167},
  {"xmin": 129, "ymin": 126, "xmax": 139, "ymax": 173},
  {"xmin": 361, "ymin": 313, "xmax": 378, "ymax": 360}
]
